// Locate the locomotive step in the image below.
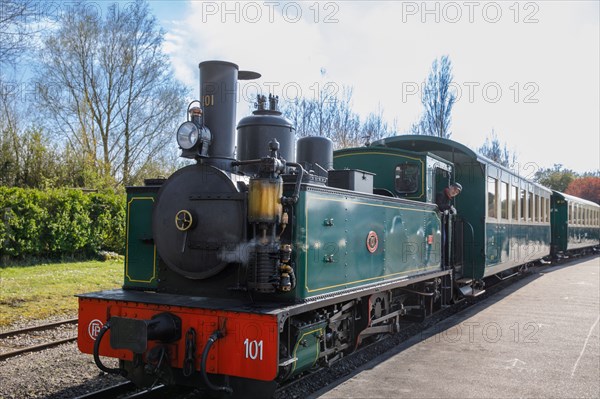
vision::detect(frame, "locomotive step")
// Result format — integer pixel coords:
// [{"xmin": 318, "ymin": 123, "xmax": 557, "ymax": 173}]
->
[{"xmin": 458, "ymin": 285, "xmax": 486, "ymax": 297}]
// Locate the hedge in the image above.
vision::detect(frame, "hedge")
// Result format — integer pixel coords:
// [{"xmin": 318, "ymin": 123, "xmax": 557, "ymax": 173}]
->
[{"xmin": 0, "ymin": 187, "xmax": 125, "ymax": 260}]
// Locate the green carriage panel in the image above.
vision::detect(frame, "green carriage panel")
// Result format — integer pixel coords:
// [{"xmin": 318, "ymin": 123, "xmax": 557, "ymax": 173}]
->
[
  {"xmin": 552, "ymin": 191, "xmax": 600, "ymax": 254},
  {"xmin": 568, "ymin": 226, "xmax": 600, "ymax": 250},
  {"xmin": 484, "ymin": 223, "xmax": 550, "ymax": 276},
  {"xmin": 123, "ymin": 186, "xmax": 160, "ymax": 289},
  {"xmin": 293, "ymin": 186, "xmax": 442, "ymax": 300}
]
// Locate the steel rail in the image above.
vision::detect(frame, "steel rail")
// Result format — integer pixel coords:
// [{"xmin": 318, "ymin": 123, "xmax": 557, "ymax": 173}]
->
[
  {"xmin": 0, "ymin": 337, "xmax": 77, "ymax": 361},
  {"xmin": 0, "ymin": 318, "xmax": 78, "ymax": 339},
  {"xmin": 72, "ymin": 381, "xmax": 137, "ymax": 399}
]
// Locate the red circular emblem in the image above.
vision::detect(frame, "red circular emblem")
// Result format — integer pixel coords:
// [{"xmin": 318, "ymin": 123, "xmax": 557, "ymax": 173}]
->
[{"xmin": 366, "ymin": 231, "xmax": 379, "ymax": 253}]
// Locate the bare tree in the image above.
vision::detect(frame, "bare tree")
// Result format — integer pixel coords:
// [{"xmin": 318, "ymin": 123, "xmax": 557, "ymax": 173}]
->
[
  {"xmin": 361, "ymin": 104, "xmax": 390, "ymax": 146},
  {"xmin": 329, "ymin": 87, "xmax": 361, "ymax": 148},
  {"xmin": 0, "ymin": 0, "xmax": 39, "ymax": 68},
  {"xmin": 410, "ymin": 55, "xmax": 456, "ymax": 138},
  {"xmin": 477, "ymin": 129, "xmax": 517, "ymax": 168},
  {"xmin": 284, "ymin": 98, "xmax": 316, "ymax": 138},
  {"xmin": 0, "ymin": 87, "xmax": 21, "ymax": 186},
  {"xmin": 282, "ymin": 82, "xmax": 392, "ymax": 149},
  {"xmin": 36, "ymin": 0, "xmax": 186, "ymax": 186},
  {"xmin": 1, "ymin": 0, "xmax": 41, "ymax": 184}
]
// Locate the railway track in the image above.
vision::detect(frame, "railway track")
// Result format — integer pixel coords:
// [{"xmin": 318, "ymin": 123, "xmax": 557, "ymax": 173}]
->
[
  {"xmin": 72, "ymin": 382, "xmax": 194, "ymax": 399},
  {"xmin": 0, "ymin": 318, "xmax": 78, "ymax": 361},
  {"xmin": 71, "ymin": 382, "xmax": 137, "ymax": 399}
]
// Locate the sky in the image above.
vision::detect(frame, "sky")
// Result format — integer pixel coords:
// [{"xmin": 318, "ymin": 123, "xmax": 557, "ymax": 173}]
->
[
  {"xmin": 143, "ymin": 0, "xmax": 599, "ymax": 174},
  {"xmin": 7, "ymin": 1, "xmax": 596, "ymax": 174}
]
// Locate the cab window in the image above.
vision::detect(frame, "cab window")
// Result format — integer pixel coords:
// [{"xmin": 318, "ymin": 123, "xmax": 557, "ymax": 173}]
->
[{"xmin": 395, "ymin": 163, "xmax": 420, "ymax": 194}]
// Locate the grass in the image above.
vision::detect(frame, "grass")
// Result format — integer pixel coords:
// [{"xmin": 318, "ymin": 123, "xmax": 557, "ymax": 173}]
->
[{"xmin": 0, "ymin": 260, "xmax": 122, "ymax": 327}]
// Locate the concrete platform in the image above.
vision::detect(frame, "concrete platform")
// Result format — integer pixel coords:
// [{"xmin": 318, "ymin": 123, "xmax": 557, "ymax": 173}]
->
[{"xmin": 313, "ymin": 256, "xmax": 600, "ymax": 398}]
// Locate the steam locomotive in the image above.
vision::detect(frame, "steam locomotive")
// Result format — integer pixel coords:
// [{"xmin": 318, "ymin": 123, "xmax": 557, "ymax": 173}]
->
[{"xmin": 77, "ymin": 60, "xmax": 600, "ymax": 397}]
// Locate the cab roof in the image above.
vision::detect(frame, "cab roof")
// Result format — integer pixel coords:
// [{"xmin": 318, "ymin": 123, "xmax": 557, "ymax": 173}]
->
[
  {"xmin": 372, "ymin": 135, "xmax": 551, "ymax": 192},
  {"xmin": 372, "ymin": 135, "xmax": 479, "ymax": 166}
]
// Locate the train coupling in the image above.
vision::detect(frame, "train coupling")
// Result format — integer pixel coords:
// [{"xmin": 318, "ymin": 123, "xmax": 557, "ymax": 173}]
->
[{"xmin": 110, "ymin": 312, "xmax": 182, "ymax": 354}]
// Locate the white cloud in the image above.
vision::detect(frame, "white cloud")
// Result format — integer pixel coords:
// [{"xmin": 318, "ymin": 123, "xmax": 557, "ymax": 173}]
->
[{"xmin": 160, "ymin": 0, "xmax": 599, "ymax": 173}]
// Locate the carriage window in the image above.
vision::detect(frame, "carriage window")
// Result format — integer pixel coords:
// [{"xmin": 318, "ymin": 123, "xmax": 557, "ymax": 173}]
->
[
  {"xmin": 500, "ymin": 182, "xmax": 508, "ymax": 220},
  {"xmin": 540, "ymin": 196, "xmax": 545, "ymax": 223},
  {"xmin": 487, "ymin": 177, "xmax": 497, "ymax": 218},
  {"xmin": 546, "ymin": 198, "xmax": 550, "ymax": 222},
  {"xmin": 528, "ymin": 191, "xmax": 534, "ymax": 222},
  {"xmin": 586, "ymin": 208, "xmax": 590, "ymax": 226},
  {"xmin": 589, "ymin": 208, "xmax": 592, "ymax": 225},
  {"xmin": 534, "ymin": 194, "xmax": 539, "ymax": 222},
  {"xmin": 569, "ymin": 204, "xmax": 572, "ymax": 223},
  {"xmin": 511, "ymin": 186, "xmax": 518, "ymax": 221},
  {"xmin": 395, "ymin": 163, "xmax": 420, "ymax": 194},
  {"xmin": 520, "ymin": 189, "xmax": 526, "ymax": 221}
]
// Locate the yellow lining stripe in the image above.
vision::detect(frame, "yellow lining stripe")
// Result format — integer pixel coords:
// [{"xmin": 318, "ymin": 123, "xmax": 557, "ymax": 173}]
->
[{"xmin": 291, "ymin": 327, "xmax": 323, "ymax": 373}]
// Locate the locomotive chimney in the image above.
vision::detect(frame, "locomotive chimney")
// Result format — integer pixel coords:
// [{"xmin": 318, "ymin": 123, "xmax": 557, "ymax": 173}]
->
[{"xmin": 199, "ymin": 61, "xmax": 260, "ymax": 171}]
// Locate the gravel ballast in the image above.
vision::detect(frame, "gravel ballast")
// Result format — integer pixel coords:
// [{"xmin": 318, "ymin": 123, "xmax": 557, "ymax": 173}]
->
[{"xmin": 0, "ymin": 340, "xmax": 126, "ymax": 399}]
